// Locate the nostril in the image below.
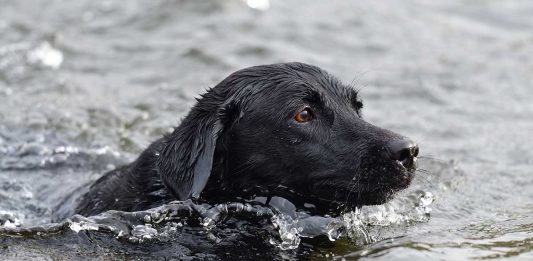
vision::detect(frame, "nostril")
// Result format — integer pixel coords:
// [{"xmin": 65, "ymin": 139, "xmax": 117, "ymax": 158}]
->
[
  {"xmin": 397, "ymin": 148, "xmax": 412, "ymax": 162},
  {"xmin": 412, "ymin": 146, "xmax": 419, "ymax": 157},
  {"xmin": 385, "ymin": 139, "xmax": 419, "ymax": 169}
]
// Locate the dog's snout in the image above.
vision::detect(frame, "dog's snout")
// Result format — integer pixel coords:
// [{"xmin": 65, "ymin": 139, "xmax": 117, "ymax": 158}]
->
[{"xmin": 385, "ymin": 139, "xmax": 419, "ymax": 169}]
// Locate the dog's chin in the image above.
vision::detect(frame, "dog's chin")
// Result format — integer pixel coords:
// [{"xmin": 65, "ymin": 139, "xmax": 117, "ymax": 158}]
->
[{"xmin": 334, "ymin": 169, "xmax": 415, "ymax": 211}]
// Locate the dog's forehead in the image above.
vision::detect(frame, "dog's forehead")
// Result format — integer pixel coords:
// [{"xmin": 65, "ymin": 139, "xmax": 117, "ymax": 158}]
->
[
  {"xmin": 267, "ymin": 69, "xmax": 357, "ymax": 107},
  {"xmin": 227, "ymin": 62, "xmax": 360, "ymax": 110}
]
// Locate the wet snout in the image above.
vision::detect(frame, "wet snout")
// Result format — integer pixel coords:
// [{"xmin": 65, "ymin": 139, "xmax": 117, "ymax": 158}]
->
[{"xmin": 384, "ymin": 138, "xmax": 419, "ymax": 170}]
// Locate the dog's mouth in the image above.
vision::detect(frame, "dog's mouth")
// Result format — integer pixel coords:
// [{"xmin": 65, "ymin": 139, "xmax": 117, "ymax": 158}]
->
[
  {"xmin": 215, "ymin": 155, "xmax": 417, "ymax": 215},
  {"xmin": 295, "ymin": 170, "xmax": 415, "ymax": 215},
  {"xmin": 335, "ymin": 164, "xmax": 416, "ymax": 210}
]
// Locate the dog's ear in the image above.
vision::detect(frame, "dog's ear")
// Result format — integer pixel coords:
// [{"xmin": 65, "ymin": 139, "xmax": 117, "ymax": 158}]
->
[{"xmin": 156, "ymin": 89, "xmax": 243, "ymax": 201}]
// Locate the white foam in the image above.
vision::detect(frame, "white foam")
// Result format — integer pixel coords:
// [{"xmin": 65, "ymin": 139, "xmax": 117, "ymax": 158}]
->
[{"xmin": 69, "ymin": 221, "xmax": 100, "ymax": 233}]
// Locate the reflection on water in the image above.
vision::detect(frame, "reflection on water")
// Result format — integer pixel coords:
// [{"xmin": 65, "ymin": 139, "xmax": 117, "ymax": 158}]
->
[
  {"xmin": 27, "ymin": 42, "xmax": 63, "ymax": 69},
  {"xmin": 1, "ymin": 0, "xmax": 533, "ymax": 260},
  {"xmin": 243, "ymin": 0, "xmax": 270, "ymax": 11}
]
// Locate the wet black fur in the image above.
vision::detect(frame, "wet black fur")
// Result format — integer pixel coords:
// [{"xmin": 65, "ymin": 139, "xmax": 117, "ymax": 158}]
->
[{"xmin": 74, "ymin": 62, "xmax": 415, "ymax": 216}]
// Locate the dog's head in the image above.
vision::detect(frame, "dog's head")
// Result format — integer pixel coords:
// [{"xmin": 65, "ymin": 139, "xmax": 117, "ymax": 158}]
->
[{"xmin": 157, "ymin": 62, "xmax": 418, "ymax": 214}]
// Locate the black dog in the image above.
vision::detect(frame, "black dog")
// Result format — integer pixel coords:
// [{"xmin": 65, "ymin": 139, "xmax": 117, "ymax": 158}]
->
[{"xmin": 74, "ymin": 62, "xmax": 419, "ymax": 216}]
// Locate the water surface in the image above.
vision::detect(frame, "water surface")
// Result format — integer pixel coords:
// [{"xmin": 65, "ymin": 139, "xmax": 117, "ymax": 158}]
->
[{"xmin": 1, "ymin": 0, "xmax": 532, "ymax": 260}]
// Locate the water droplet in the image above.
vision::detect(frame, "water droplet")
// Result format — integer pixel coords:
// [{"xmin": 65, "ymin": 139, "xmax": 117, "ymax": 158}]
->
[{"xmin": 244, "ymin": 0, "xmax": 270, "ymax": 11}]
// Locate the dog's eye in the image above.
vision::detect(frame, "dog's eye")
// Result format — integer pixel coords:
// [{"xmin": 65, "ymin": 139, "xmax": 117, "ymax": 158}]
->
[{"xmin": 294, "ymin": 108, "xmax": 314, "ymax": 123}]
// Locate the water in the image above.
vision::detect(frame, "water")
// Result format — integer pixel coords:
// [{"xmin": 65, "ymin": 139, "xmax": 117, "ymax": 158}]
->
[{"xmin": 1, "ymin": 0, "xmax": 532, "ymax": 260}]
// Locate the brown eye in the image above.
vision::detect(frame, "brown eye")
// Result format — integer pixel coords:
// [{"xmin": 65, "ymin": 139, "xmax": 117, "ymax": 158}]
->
[{"xmin": 294, "ymin": 108, "xmax": 314, "ymax": 123}]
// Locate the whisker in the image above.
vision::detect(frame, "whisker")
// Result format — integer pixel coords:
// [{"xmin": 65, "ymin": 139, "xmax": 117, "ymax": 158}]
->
[
  {"xmin": 416, "ymin": 168, "xmax": 434, "ymax": 177},
  {"xmin": 415, "ymin": 172, "xmax": 432, "ymax": 184},
  {"xmin": 416, "ymin": 168, "xmax": 432, "ymax": 174},
  {"xmin": 349, "ymin": 69, "xmax": 373, "ymax": 88},
  {"xmin": 418, "ymin": 156, "xmax": 445, "ymax": 162},
  {"xmin": 344, "ymin": 173, "xmax": 361, "ymax": 206},
  {"xmin": 413, "ymin": 136, "xmax": 428, "ymax": 146}
]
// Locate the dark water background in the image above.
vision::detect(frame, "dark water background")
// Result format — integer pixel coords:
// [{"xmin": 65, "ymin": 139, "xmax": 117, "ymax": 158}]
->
[{"xmin": 1, "ymin": 0, "xmax": 532, "ymax": 260}]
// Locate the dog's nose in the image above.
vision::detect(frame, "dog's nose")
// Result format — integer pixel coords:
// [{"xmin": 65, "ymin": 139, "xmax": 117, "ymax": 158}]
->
[{"xmin": 385, "ymin": 139, "xmax": 419, "ymax": 169}]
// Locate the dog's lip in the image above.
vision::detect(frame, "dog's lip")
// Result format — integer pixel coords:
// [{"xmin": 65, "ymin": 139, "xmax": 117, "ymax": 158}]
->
[{"xmin": 369, "ymin": 168, "xmax": 414, "ymax": 192}]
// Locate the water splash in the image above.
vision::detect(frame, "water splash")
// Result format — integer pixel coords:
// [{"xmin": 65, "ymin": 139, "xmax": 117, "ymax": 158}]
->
[
  {"xmin": 0, "ymin": 193, "xmax": 434, "ymax": 250},
  {"xmin": 270, "ymin": 213, "xmax": 302, "ymax": 250},
  {"xmin": 415, "ymin": 191, "xmax": 434, "ymax": 217},
  {"xmin": 27, "ymin": 42, "xmax": 63, "ymax": 69},
  {"xmin": 340, "ymin": 191, "xmax": 435, "ymax": 245},
  {"xmin": 68, "ymin": 219, "xmax": 99, "ymax": 233},
  {"xmin": 267, "ymin": 189, "xmax": 436, "ymax": 249},
  {"xmin": 0, "ymin": 176, "xmax": 439, "ymax": 252},
  {"xmin": 0, "ymin": 211, "xmax": 22, "ymax": 228},
  {"xmin": 0, "ymin": 159, "xmax": 454, "ymax": 250},
  {"xmin": 130, "ymin": 224, "xmax": 158, "ymax": 240}
]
